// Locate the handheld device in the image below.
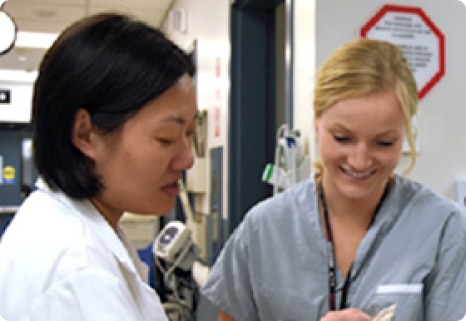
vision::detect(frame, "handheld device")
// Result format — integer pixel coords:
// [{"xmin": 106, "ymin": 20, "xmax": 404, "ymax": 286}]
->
[
  {"xmin": 153, "ymin": 221, "xmax": 192, "ymax": 266},
  {"xmin": 152, "ymin": 221, "xmax": 200, "ymax": 321}
]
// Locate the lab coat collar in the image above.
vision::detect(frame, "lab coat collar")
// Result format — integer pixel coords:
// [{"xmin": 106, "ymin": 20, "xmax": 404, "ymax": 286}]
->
[{"xmin": 35, "ymin": 178, "xmax": 149, "ymax": 282}]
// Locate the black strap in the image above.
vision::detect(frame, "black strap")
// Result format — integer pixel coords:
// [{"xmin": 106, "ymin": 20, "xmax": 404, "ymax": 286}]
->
[{"xmin": 319, "ymin": 179, "xmax": 390, "ymax": 310}]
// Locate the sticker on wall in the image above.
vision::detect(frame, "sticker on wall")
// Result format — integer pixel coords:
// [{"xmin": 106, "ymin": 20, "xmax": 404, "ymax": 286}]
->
[
  {"xmin": 2, "ymin": 166, "xmax": 16, "ymax": 184},
  {"xmin": 361, "ymin": 4, "xmax": 445, "ymax": 100}
]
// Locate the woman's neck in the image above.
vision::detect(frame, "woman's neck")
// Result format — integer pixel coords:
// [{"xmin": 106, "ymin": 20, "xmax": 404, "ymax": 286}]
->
[
  {"xmin": 317, "ymin": 174, "xmax": 391, "ymax": 275},
  {"xmin": 318, "ymin": 174, "xmax": 389, "ymax": 227}
]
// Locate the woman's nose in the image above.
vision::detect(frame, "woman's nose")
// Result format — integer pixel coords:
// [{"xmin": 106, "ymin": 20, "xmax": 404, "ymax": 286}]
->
[
  {"xmin": 173, "ymin": 138, "xmax": 195, "ymax": 171},
  {"xmin": 348, "ymin": 143, "xmax": 372, "ymax": 169}
]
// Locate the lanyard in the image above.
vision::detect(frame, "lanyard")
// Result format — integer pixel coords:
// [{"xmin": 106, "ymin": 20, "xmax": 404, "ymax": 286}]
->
[{"xmin": 318, "ymin": 180, "xmax": 390, "ymax": 311}]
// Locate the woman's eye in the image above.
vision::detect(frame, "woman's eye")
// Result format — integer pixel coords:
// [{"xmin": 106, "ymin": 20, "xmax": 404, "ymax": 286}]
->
[
  {"xmin": 377, "ymin": 140, "xmax": 394, "ymax": 147},
  {"xmin": 158, "ymin": 138, "xmax": 174, "ymax": 145},
  {"xmin": 333, "ymin": 135, "xmax": 351, "ymax": 143}
]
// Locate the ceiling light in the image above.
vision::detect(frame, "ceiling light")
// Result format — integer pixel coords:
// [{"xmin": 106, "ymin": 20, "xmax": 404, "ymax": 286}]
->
[
  {"xmin": 0, "ymin": 69, "xmax": 37, "ymax": 83},
  {"xmin": 15, "ymin": 31, "xmax": 58, "ymax": 49}
]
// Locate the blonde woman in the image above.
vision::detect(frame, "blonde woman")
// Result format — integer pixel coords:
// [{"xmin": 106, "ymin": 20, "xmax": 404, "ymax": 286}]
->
[{"xmin": 202, "ymin": 38, "xmax": 466, "ymax": 321}]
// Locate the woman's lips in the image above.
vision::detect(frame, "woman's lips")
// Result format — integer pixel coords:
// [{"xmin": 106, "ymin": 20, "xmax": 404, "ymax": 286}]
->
[{"xmin": 162, "ymin": 181, "xmax": 180, "ymax": 197}]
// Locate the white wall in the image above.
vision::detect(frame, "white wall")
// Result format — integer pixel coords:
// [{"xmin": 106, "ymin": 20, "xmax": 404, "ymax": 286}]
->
[
  {"xmin": 294, "ymin": 0, "xmax": 466, "ymax": 201},
  {"xmin": 163, "ymin": 0, "xmax": 230, "ymax": 259},
  {"xmin": 294, "ymin": 1, "xmax": 316, "ymax": 157}
]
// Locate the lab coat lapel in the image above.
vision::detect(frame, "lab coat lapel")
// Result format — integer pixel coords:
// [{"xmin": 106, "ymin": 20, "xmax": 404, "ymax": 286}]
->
[
  {"xmin": 77, "ymin": 200, "xmax": 144, "ymax": 279},
  {"xmin": 75, "ymin": 200, "xmax": 167, "ymax": 319},
  {"xmin": 37, "ymin": 179, "xmax": 143, "ymax": 278},
  {"xmin": 34, "ymin": 179, "xmax": 167, "ymax": 320}
]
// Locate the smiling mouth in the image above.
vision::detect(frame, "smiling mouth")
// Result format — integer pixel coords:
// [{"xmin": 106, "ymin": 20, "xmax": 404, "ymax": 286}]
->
[{"xmin": 341, "ymin": 167, "xmax": 376, "ymax": 179}]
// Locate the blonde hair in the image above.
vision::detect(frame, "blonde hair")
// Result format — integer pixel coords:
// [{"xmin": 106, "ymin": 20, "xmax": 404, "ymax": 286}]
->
[{"xmin": 313, "ymin": 38, "xmax": 418, "ymax": 174}]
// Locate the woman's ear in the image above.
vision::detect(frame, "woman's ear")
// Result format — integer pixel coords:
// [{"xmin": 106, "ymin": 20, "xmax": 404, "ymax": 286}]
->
[{"xmin": 71, "ymin": 108, "xmax": 97, "ymax": 159}]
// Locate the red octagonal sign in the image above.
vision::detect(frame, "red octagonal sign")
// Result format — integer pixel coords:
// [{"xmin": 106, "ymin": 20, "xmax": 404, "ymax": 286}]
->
[{"xmin": 361, "ymin": 5, "xmax": 445, "ymax": 99}]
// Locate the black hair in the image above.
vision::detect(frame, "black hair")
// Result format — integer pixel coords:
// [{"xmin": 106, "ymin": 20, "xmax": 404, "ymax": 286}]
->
[{"xmin": 32, "ymin": 12, "xmax": 195, "ymax": 198}]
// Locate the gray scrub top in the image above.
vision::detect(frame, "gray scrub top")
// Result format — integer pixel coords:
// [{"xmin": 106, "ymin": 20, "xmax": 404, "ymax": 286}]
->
[{"xmin": 201, "ymin": 175, "xmax": 466, "ymax": 321}]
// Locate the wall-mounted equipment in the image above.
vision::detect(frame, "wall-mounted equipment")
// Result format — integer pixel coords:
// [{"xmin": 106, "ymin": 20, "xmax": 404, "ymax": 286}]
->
[
  {"xmin": 262, "ymin": 124, "xmax": 310, "ymax": 194},
  {"xmin": 0, "ymin": 129, "xmax": 35, "ymax": 207}
]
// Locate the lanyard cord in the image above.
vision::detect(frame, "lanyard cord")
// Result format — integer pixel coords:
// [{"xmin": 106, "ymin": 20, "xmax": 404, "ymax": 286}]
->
[
  {"xmin": 318, "ymin": 179, "xmax": 391, "ymax": 311},
  {"xmin": 319, "ymin": 182, "xmax": 346, "ymax": 310}
]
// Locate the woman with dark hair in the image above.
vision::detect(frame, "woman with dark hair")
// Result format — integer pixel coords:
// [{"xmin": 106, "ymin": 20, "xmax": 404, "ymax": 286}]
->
[{"xmin": 0, "ymin": 12, "xmax": 197, "ymax": 321}]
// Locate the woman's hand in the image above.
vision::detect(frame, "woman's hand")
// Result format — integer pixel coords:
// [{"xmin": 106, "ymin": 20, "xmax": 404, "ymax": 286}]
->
[{"xmin": 320, "ymin": 308, "xmax": 372, "ymax": 321}]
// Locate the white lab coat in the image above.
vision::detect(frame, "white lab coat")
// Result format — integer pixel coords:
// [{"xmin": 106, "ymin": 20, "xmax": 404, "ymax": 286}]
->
[{"xmin": 0, "ymin": 179, "xmax": 168, "ymax": 321}]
